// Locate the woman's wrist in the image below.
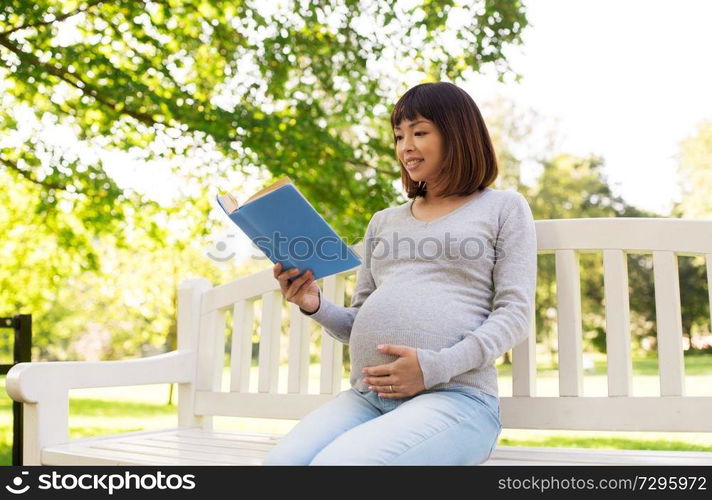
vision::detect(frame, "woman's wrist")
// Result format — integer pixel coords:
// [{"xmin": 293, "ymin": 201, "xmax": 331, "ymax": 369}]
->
[{"xmin": 299, "ymin": 290, "xmax": 321, "ymax": 315}]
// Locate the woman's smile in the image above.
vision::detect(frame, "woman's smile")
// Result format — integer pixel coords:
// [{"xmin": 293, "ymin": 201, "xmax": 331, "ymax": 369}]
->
[{"xmin": 405, "ymin": 158, "xmax": 423, "ymax": 170}]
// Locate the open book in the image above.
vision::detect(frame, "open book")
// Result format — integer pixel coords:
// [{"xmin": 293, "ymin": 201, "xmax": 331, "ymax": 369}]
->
[{"xmin": 216, "ymin": 176, "xmax": 362, "ymax": 282}]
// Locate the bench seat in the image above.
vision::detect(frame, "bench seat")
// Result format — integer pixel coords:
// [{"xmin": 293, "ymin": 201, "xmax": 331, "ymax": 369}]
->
[
  {"xmin": 40, "ymin": 427, "xmax": 712, "ymax": 466},
  {"xmin": 41, "ymin": 428, "xmax": 280, "ymax": 466}
]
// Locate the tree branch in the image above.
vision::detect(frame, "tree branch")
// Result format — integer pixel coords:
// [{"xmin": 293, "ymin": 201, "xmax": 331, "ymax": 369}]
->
[
  {"xmin": 1, "ymin": 0, "xmax": 106, "ymax": 37},
  {"xmin": 98, "ymin": 12, "xmax": 191, "ymax": 100},
  {"xmin": 1, "ymin": 157, "xmax": 68, "ymax": 191},
  {"xmin": 0, "ymin": 33, "xmax": 157, "ymax": 127}
]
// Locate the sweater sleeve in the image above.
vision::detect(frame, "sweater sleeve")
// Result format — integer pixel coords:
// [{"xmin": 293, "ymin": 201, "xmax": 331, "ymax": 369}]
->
[
  {"xmin": 416, "ymin": 193, "xmax": 537, "ymax": 389},
  {"xmin": 298, "ymin": 211, "xmax": 380, "ymax": 344}
]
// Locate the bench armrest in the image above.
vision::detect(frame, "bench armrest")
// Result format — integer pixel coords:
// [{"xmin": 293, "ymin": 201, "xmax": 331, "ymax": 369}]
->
[
  {"xmin": 6, "ymin": 350, "xmax": 195, "ymax": 404},
  {"xmin": 5, "ymin": 350, "xmax": 197, "ymax": 464}
]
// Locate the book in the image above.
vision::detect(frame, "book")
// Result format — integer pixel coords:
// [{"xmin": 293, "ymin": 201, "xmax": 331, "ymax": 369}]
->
[{"xmin": 216, "ymin": 176, "xmax": 362, "ymax": 283}]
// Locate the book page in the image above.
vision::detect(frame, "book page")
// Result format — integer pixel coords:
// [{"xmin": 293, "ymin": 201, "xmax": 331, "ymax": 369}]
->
[
  {"xmin": 243, "ymin": 176, "xmax": 293, "ymax": 205},
  {"xmin": 217, "ymin": 193, "xmax": 239, "ymax": 214}
]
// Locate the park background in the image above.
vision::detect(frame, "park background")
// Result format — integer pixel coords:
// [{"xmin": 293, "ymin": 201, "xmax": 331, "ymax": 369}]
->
[{"xmin": 1, "ymin": 0, "xmax": 712, "ymax": 464}]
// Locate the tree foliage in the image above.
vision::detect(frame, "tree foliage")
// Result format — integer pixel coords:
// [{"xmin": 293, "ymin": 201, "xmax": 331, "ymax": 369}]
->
[
  {"xmin": 0, "ymin": 0, "xmax": 528, "ymax": 358},
  {"xmin": 0, "ymin": 0, "xmax": 528, "ymax": 240},
  {"xmin": 674, "ymin": 121, "xmax": 712, "ymax": 219},
  {"xmin": 524, "ymin": 152, "xmax": 711, "ymax": 360}
]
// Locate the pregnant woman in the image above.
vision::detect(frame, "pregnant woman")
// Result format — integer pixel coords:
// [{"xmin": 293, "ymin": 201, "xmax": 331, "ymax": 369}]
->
[{"xmin": 263, "ymin": 81, "xmax": 537, "ymax": 465}]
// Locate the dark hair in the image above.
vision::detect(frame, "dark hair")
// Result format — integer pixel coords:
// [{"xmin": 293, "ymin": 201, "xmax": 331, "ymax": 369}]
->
[{"xmin": 390, "ymin": 82, "xmax": 498, "ymax": 199}]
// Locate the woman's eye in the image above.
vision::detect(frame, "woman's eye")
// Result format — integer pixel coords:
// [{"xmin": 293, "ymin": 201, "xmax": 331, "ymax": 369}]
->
[{"xmin": 395, "ymin": 132, "xmax": 426, "ymax": 141}]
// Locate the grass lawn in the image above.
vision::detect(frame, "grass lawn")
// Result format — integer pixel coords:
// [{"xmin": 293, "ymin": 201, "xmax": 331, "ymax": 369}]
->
[{"xmin": 1, "ymin": 354, "xmax": 711, "ymax": 465}]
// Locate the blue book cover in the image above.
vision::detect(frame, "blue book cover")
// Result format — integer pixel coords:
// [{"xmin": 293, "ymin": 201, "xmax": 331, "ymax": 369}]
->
[{"xmin": 216, "ymin": 176, "xmax": 362, "ymax": 283}]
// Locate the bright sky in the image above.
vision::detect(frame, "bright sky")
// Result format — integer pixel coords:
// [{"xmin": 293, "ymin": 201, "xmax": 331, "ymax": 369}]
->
[{"xmin": 466, "ymin": 0, "xmax": 712, "ymax": 215}]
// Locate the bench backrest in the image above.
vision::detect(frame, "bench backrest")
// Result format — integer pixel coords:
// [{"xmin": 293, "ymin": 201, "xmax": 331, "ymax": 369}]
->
[{"xmin": 178, "ymin": 217, "xmax": 712, "ymax": 432}]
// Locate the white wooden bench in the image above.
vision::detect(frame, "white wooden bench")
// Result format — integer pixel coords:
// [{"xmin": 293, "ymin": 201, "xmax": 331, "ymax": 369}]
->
[{"xmin": 7, "ymin": 217, "xmax": 712, "ymax": 465}]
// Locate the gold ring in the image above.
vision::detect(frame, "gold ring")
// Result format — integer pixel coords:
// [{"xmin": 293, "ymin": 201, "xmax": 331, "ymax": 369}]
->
[{"xmin": 389, "ymin": 385, "xmax": 394, "ymax": 393}]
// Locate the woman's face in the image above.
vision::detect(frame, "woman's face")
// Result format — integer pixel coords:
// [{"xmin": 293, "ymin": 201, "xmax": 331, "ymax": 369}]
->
[{"xmin": 394, "ymin": 115, "xmax": 445, "ymax": 187}]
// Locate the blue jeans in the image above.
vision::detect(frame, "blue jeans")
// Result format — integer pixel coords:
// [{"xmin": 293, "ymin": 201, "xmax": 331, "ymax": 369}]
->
[{"xmin": 263, "ymin": 385, "xmax": 503, "ymax": 465}]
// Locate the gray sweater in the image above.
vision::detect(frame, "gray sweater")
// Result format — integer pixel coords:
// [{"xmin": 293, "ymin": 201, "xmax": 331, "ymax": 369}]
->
[{"xmin": 300, "ymin": 187, "xmax": 537, "ymax": 397}]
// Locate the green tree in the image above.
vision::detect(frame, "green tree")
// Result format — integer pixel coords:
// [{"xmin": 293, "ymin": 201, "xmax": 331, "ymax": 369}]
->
[
  {"xmin": 0, "ymin": 0, "xmax": 529, "ymax": 240},
  {"xmin": 674, "ymin": 120, "xmax": 712, "ymax": 219},
  {"xmin": 0, "ymin": 0, "xmax": 529, "ymax": 361},
  {"xmin": 526, "ymin": 150, "xmax": 711, "ymax": 360},
  {"xmin": 0, "ymin": 164, "xmax": 233, "ymax": 359},
  {"xmin": 525, "ymin": 154, "xmax": 659, "ymax": 360}
]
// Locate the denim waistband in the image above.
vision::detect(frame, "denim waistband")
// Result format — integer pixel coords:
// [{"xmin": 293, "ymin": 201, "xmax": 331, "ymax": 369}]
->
[{"xmin": 352, "ymin": 384, "xmax": 501, "ymax": 424}]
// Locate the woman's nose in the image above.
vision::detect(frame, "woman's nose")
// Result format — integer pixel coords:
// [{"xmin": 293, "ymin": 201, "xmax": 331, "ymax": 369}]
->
[{"xmin": 401, "ymin": 137, "xmax": 415, "ymax": 151}]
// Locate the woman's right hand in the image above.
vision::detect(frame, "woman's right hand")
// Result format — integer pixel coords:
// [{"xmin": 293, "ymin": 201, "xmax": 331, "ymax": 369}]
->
[{"xmin": 273, "ymin": 263, "xmax": 321, "ymax": 313}]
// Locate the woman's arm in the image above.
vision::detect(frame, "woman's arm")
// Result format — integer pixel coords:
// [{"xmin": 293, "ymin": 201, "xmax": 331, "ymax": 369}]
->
[
  {"xmin": 299, "ymin": 211, "xmax": 381, "ymax": 344},
  {"xmin": 416, "ymin": 193, "xmax": 537, "ymax": 389}
]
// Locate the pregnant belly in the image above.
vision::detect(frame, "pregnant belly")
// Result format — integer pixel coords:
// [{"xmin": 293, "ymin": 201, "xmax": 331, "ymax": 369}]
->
[{"xmin": 349, "ymin": 287, "xmax": 464, "ymax": 371}]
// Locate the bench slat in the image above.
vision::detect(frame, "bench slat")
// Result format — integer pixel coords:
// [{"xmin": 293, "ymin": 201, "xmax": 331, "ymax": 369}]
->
[
  {"xmin": 197, "ymin": 309, "xmax": 225, "ymax": 406},
  {"xmin": 146, "ymin": 435, "xmax": 275, "ymax": 452},
  {"xmin": 487, "ymin": 445, "xmax": 712, "ymax": 465},
  {"xmin": 555, "ymin": 249, "xmax": 583, "ymax": 396},
  {"xmin": 128, "ymin": 439, "xmax": 268, "ymax": 459},
  {"xmin": 87, "ymin": 441, "xmax": 261, "ymax": 465},
  {"xmin": 201, "ymin": 270, "xmax": 275, "ymax": 314},
  {"xmin": 652, "ymin": 251, "xmax": 685, "ymax": 396},
  {"xmin": 177, "ymin": 427, "xmax": 282, "ymax": 441},
  {"xmin": 230, "ymin": 299, "xmax": 254, "ymax": 393},
  {"xmin": 287, "ymin": 303, "xmax": 311, "ymax": 394},
  {"xmin": 603, "ymin": 249, "xmax": 633, "ymax": 396},
  {"xmin": 42, "ymin": 448, "xmax": 190, "ymax": 466},
  {"xmin": 320, "ymin": 275, "xmax": 345, "ymax": 394},
  {"xmin": 512, "ymin": 300, "xmax": 537, "ymax": 397},
  {"xmin": 258, "ymin": 290, "xmax": 282, "ymax": 394},
  {"xmin": 536, "ymin": 218, "xmax": 712, "ymax": 254},
  {"xmin": 94, "ymin": 439, "xmax": 267, "ymax": 460},
  {"xmin": 501, "ymin": 396, "xmax": 712, "ymax": 431}
]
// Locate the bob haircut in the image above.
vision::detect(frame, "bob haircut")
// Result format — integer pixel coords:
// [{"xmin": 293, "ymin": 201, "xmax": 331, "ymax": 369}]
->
[{"xmin": 390, "ymin": 82, "xmax": 498, "ymax": 199}]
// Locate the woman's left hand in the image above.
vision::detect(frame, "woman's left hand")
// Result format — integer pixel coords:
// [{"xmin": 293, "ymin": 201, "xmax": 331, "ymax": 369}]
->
[{"xmin": 361, "ymin": 344, "xmax": 426, "ymax": 398}]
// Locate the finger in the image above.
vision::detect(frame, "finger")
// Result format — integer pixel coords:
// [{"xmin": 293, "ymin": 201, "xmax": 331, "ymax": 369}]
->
[
  {"xmin": 279, "ymin": 268, "xmax": 300, "ymax": 280},
  {"xmin": 362, "ymin": 363, "xmax": 394, "ymax": 377},
  {"xmin": 288, "ymin": 274, "xmax": 315, "ymax": 301},
  {"xmin": 277, "ymin": 268, "xmax": 299, "ymax": 298},
  {"xmin": 363, "ymin": 375, "xmax": 394, "ymax": 387},
  {"xmin": 373, "ymin": 385, "xmax": 401, "ymax": 398},
  {"xmin": 377, "ymin": 344, "xmax": 410, "ymax": 357},
  {"xmin": 286, "ymin": 270, "xmax": 313, "ymax": 300},
  {"xmin": 277, "ymin": 268, "xmax": 300, "ymax": 285},
  {"xmin": 274, "ymin": 263, "xmax": 290, "ymax": 279},
  {"xmin": 276, "ymin": 268, "xmax": 299, "ymax": 295}
]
